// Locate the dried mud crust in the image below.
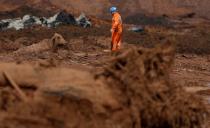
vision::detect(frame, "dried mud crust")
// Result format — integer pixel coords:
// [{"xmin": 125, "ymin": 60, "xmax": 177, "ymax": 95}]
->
[{"xmin": 0, "ymin": 42, "xmax": 207, "ymax": 128}]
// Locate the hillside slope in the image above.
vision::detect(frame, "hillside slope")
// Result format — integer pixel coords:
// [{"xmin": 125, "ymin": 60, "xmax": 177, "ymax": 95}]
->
[
  {"xmin": 51, "ymin": 0, "xmax": 210, "ymax": 19},
  {"xmin": 0, "ymin": 0, "xmax": 210, "ymax": 19}
]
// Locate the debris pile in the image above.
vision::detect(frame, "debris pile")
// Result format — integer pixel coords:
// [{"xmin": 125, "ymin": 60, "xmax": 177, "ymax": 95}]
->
[
  {"xmin": 0, "ymin": 41, "xmax": 207, "ymax": 128},
  {"xmin": 0, "ymin": 11, "xmax": 91, "ymax": 30},
  {"xmin": 76, "ymin": 13, "xmax": 92, "ymax": 28},
  {"xmin": 99, "ymin": 42, "xmax": 208, "ymax": 127}
]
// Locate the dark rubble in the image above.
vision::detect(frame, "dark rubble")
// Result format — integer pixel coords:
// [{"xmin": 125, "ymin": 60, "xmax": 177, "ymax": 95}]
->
[{"xmin": 0, "ymin": 11, "xmax": 91, "ymax": 30}]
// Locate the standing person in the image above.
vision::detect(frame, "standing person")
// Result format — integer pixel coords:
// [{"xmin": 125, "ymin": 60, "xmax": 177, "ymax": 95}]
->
[{"xmin": 110, "ymin": 6, "xmax": 123, "ymax": 51}]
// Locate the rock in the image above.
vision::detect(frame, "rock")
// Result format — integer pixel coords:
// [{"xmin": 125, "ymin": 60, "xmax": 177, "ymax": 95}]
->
[
  {"xmin": 23, "ymin": 15, "xmax": 36, "ymax": 27},
  {"xmin": 0, "ymin": 21, "xmax": 9, "ymax": 30},
  {"xmin": 7, "ymin": 18, "xmax": 24, "ymax": 30},
  {"xmin": 76, "ymin": 13, "xmax": 92, "ymax": 28},
  {"xmin": 45, "ymin": 11, "xmax": 76, "ymax": 28},
  {"xmin": 56, "ymin": 11, "xmax": 76, "ymax": 25}
]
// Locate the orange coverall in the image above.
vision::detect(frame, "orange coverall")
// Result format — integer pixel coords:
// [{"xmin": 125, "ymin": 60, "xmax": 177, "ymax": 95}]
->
[{"xmin": 111, "ymin": 12, "xmax": 123, "ymax": 51}]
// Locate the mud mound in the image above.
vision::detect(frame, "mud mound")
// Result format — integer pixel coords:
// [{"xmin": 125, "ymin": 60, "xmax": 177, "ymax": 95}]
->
[
  {"xmin": 0, "ymin": 41, "xmax": 207, "ymax": 128},
  {"xmin": 98, "ymin": 42, "xmax": 208, "ymax": 128}
]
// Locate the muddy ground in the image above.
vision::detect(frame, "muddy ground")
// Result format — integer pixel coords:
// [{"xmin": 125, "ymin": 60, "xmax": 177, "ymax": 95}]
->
[{"xmin": 0, "ymin": 18, "xmax": 210, "ymax": 127}]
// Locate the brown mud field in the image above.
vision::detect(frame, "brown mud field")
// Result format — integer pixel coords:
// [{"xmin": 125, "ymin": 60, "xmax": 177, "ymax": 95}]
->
[{"xmin": 0, "ymin": 17, "xmax": 210, "ymax": 127}]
